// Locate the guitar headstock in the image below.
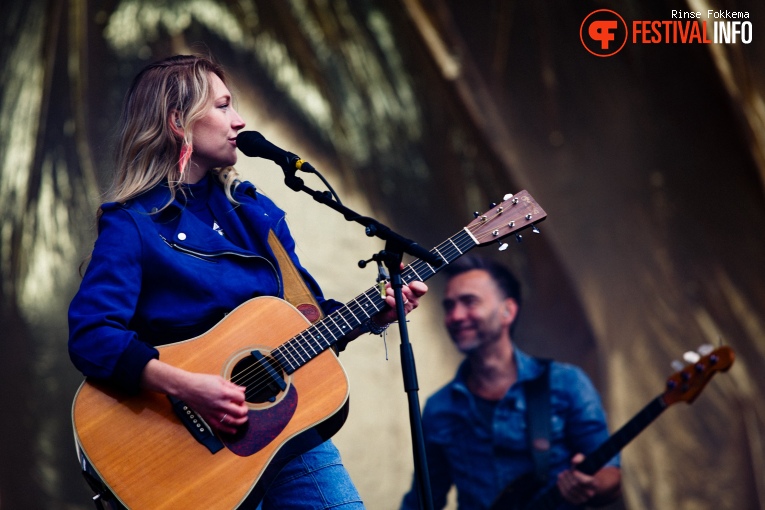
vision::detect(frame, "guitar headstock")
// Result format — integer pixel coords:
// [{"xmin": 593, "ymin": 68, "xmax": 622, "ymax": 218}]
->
[
  {"xmin": 662, "ymin": 345, "xmax": 735, "ymax": 406},
  {"xmin": 466, "ymin": 191, "xmax": 547, "ymax": 247}
]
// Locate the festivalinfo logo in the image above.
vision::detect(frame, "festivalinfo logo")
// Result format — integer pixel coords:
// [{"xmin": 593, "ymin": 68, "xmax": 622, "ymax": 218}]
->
[{"xmin": 580, "ymin": 8, "xmax": 753, "ymax": 57}]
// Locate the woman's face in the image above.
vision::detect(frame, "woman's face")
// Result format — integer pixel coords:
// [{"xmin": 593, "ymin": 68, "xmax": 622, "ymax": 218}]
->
[{"xmin": 186, "ymin": 72, "xmax": 246, "ymax": 182}]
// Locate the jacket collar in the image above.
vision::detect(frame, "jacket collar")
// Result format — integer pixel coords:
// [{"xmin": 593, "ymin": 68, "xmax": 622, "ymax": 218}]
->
[
  {"xmin": 128, "ymin": 178, "xmax": 269, "ymax": 257},
  {"xmin": 450, "ymin": 346, "xmax": 547, "ymax": 400}
]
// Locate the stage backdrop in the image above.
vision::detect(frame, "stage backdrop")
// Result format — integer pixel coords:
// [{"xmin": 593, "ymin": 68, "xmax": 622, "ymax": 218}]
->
[{"xmin": 1, "ymin": 1, "xmax": 763, "ymax": 509}]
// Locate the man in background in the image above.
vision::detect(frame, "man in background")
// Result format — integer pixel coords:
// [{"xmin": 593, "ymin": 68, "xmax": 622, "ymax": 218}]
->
[{"xmin": 400, "ymin": 255, "xmax": 621, "ymax": 509}]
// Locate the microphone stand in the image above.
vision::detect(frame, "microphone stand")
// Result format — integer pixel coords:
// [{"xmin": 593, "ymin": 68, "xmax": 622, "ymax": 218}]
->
[{"xmin": 280, "ymin": 166, "xmax": 436, "ymax": 510}]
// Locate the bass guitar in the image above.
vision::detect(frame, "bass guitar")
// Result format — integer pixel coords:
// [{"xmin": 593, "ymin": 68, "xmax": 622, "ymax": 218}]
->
[
  {"xmin": 72, "ymin": 190, "xmax": 546, "ymax": 509},
  {"xmin": 489, "ymin": 345, "xmax": 735, "ymax": 510}
]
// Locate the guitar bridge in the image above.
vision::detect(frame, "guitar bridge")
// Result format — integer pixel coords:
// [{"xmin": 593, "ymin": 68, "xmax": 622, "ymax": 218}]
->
[{"xmin": 168, "ymin": 395, "xmax": 225, "ymax": 454}]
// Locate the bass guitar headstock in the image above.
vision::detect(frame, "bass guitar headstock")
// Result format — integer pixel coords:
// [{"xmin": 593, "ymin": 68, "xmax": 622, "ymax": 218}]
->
[{"xmin": 662, "ymin": 345, "xmax": 735, "ymax": 406}]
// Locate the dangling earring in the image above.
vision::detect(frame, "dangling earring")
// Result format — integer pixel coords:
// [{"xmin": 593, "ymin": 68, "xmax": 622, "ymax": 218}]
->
[{"xmin": 178, "ymin": 142, "xmax": 193, "ymax": 175}]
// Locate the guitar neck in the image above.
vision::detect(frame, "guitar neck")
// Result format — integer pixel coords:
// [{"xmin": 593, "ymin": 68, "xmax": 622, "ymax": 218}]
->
[
  {"xmin": 271, "ymin": 228, "xmax": 478, "ymax": 374},
  {"xmin": 526, "ymin": 396, "xmax": 667, "ymax": 510},
  {"xmin": 577, "ymin": 396, "xmax": 666, "ymax": 475}
]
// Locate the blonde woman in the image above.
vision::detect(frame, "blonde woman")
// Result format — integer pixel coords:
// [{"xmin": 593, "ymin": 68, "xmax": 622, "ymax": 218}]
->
[{"xmin": 69, "ymin": 54, "xmax": 427, "ymax": 509}]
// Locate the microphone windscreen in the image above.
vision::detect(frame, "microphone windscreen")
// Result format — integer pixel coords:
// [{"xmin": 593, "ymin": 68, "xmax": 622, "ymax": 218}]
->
[
  {"xmin": 235, "ymin": 131, "xmax": 269, "ymax": 158},
  {"xmin": 236, "ymin": 131, "xmax": 298, "ymax": 169}
]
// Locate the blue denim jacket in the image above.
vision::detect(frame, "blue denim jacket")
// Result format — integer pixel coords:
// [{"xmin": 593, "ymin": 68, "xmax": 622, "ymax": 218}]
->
[
  {"xmin": 401, "ymin": 348, "xmax": 619, "ymax": 510},
  {"xmin": 68, "ymin": 176, "xmax": 336, "ymax": 393}
]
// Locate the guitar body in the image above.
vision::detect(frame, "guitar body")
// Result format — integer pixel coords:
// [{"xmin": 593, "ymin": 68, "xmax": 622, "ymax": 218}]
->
[{"xmin": 72, "ymin": 296, "xmax": 350, "ymax": 509}]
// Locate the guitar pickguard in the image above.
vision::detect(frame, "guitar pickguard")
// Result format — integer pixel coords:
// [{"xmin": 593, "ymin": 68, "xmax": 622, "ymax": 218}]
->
[{"xmin": 222, "ymin": 385, "xmax": 298, "ymax": 457}]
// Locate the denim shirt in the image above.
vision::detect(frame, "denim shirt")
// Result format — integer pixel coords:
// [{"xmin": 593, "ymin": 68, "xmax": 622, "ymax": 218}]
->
[
  {"xmin": 68, "ymin": 175, "xmax": 338, "ymax": 393},
  {"xmin": 401, "ymin": 348, "xmax": 619, "ymax": 510}
]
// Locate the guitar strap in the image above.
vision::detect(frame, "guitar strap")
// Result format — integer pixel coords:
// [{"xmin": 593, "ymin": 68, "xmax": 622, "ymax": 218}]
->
[
  {"xmin": 267, "ymin": 230, "xmax": 324, "ymax": 324},
  {"xmin": 525, "ymin": 358, "xmax": 552, "ymax": 485}
]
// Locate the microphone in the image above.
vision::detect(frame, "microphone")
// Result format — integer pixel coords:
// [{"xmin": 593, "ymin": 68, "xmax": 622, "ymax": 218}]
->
[{"xmin": 236, "ymin": 131, "xmax": 313, "ymax": 172}]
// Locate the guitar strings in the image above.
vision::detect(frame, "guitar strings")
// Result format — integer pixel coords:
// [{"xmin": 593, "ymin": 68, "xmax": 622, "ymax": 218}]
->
[
  {"xmin": 224, "ymin": 209, "xmax": 509, "ymax": 397},
  {"xmin": 225, "ymin": 201, "xmax": 528, "ymax": 399},
  {"xmin": 225, "ymin": 216, "xmax": 504, "ymax": 398},
  {"xmin": 223, "ymin": 235, "xmax": 472, "ymax": 399},
  {"xmin": 227, "ymin": 283, "xmax": 390, "ymax": 391}
]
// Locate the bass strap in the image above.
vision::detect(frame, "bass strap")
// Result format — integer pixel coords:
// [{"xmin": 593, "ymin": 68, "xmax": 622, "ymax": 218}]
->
[{"xmin": 525, "ymin": 358, "xmax": 552, "ymax": 485}]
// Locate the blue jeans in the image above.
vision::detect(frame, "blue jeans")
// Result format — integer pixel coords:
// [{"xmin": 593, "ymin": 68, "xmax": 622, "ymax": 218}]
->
[{"xmin": 257, "ymin": 440, "xmax": 364, "ymax": 509}]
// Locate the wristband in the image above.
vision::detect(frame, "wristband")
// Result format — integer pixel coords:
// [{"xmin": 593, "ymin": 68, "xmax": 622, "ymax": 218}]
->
[{"xmin": 364, "ymin": 318, "xmax": 390, "ymax": 336}]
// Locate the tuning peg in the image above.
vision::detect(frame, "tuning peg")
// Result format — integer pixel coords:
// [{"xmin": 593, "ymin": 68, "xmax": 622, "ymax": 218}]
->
[
  {"xmin": 683, "ymin": 351, "xmax": 701, "ymax": 364},
  {"xmin": 489, "ymin": 202, "xmax": 497, "ymax": 208},
  {"xmin": 503, "ymin": 193, "xmax": 513, "ymax": 201},
  {"xmin": 697, "ymin": 344, "xmax": 714, "ymax": 356},
  {"xmin": 515, "ymin": 233, "xmax": 523, "ymax": 243},
  {"xmin": 671, "ymin": 360, "xmax": 685, "ymax": 371},
  {"xmin": 473, "ymin": 211, "xmax": 480, "ymax": 218},
  {"xmin": 532, "ymin": 224, "xmax": 540, "ymax": 234},
  {"xmin": 497, "ymin": 241, "xmax": 509, "ymax": 251}
]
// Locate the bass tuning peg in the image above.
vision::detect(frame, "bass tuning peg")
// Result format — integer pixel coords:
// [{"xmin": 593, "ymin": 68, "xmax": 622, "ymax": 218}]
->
[{"xmin": 682, "ymin": 351, "xmax": 701, "ymax": 364}]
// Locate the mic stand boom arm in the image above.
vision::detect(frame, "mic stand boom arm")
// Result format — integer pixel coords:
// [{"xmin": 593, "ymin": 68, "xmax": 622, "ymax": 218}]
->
[
  {"xmin": 281, "ymin": 170, "xmax": 442, "ymax": 268},
  {"xmin": 280, "ymin": 168, "xmax": 436, "ymax": 510}
]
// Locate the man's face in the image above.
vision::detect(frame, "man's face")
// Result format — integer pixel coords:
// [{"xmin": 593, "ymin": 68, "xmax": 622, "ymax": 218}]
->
[{"xmin": 442, "ymin": 269, "xmax": 516, "ymax": 353}]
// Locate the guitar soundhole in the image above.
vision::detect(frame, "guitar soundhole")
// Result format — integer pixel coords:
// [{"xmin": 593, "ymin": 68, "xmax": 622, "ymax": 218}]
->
[{"xmin": 230, "ymin": 352, "xmax": 287, "ymax": 404}]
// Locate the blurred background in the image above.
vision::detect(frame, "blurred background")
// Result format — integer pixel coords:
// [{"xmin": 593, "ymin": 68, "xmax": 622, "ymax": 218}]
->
[{"xmin": 1, "ymin": 0, "xmax": 764, "ymax": 509}]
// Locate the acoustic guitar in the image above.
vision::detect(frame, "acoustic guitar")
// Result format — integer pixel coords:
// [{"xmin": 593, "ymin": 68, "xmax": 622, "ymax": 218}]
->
[
  {"xmin": 72, "ymin": 190, "xmax": 547, "ymax": 509},
  {"xmin": 489, "ymin": 345, "xmax": 735, "ymax": 510}
]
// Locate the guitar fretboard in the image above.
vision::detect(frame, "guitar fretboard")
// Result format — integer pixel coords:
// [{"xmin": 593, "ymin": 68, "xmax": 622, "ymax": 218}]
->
[
  {"xmin": 270, "ymin": 229, "xmax": 478, "ymax": 374},
  {"xmin": 579, "ymin": 397, "xmax": 666, "ymax": 475}
]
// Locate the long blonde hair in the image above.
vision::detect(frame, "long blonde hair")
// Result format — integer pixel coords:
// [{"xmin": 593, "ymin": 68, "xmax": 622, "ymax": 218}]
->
[{"xmin": 104, "ymin": 54, "xmax": 239, "ymax": 213}]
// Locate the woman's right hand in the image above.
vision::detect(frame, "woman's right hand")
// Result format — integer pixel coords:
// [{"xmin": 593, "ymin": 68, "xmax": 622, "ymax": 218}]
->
[
  {"xmin": 176, "ymin": 372, "xmax": 249, "ymax": 435},
  {"xmin": 140, "ymin": 359, "xmax": 249, "ymax": 435}
]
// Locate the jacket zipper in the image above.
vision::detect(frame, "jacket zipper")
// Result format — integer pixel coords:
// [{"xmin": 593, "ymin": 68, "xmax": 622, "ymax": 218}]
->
[{"xmin": 159, "ymin": 234, "xmax": 283, "ymax": 296}]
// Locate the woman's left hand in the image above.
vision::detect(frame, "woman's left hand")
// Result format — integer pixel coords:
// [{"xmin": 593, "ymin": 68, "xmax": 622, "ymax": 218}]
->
[{"xmin": 373, "ymin": 280, "xmax": 428, "ymax": 325}]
